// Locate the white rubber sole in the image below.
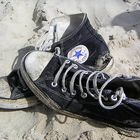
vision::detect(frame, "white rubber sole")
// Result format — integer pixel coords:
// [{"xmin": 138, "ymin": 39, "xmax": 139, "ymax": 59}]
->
[{"xmin": 0, "ymin": 96, "xmax": 40, "ymax": 109}]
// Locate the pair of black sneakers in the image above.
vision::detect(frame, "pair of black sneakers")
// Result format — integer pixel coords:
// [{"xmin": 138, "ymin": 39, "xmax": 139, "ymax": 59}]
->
[
  {"xmin": 1, "ymin": 13, "xmax": 140, "ymax": 137},
  {"xmin": 0, "ymin": 13, "xmax": 111, "ymax": 108}
]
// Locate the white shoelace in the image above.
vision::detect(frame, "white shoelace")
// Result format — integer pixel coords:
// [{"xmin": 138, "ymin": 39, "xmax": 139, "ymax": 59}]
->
[{"xmin": 51, "ymin": 60, "xmax": 126, "ymax": 110}]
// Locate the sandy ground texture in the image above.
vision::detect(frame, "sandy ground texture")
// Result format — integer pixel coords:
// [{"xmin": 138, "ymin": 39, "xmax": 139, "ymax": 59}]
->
[{"xmin": 0, "ymin": 0, "xmax": 140, "ymax": 140}]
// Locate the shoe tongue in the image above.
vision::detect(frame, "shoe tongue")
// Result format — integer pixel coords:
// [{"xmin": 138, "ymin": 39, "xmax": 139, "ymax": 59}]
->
[{"xmin": 102, "ymin": 89, "xmax": 114, "ymax": 97}]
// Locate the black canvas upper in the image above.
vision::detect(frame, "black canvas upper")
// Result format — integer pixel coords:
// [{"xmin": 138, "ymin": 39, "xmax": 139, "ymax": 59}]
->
[
  {"xmin": 7, "ymin": 70, "xmax": 33, "ymax": 99},
  {"xmin": 50, "ymin": 13, "xmax": 111, "ymax": 70}
]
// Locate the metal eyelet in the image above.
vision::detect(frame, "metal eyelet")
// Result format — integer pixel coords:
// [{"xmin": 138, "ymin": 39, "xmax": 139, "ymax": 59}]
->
[
  {"xmin": 81, "ymin": 92, "xmax": 87, "ymax": 99},
  {"xmin": 85, "ymin": 71, "xmax": 88, "ymax": 75},
  {"xmin": 51, "ymin": 82, "xmax": 58, "ymax": 87},
  {"xmin": 111, "ymin": 95, "xmax": 118, "ymax": 102},
  {"xmin": 55, "ymin": 47, "xmax": 61, "ymax": 55},
  {"xmin": 65, "ymin": 60, "xmax": 70, "ymax": 64},
  {"xmin": 62, "ymin": 88, "xmax": 67, "ymax": 93},
  {"xmin": 73, "ymin": 64, "xmax": 78, "ymax": 69},
  {"xmin": 46, "ymin": 46, "xmax": 51, "ymax": 51},
  {"xmin": 71, "ymin": 90, "xmax": 76, "ymax": 96}
]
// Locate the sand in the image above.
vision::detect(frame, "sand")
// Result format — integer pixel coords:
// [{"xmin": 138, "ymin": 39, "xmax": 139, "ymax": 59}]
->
[{"xmin": 0, "ymin": 0, "xmax": 140, "ymax": 139}]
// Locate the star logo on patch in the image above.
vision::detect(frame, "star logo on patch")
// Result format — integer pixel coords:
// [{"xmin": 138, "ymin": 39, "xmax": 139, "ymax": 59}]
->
[
  {"xmin": 73, "ymin": 50, "xmax": 83, "ymax": 59},
  {"xmin": 67, "ymin": 45, "xmax": 89, "ymax": 64}
]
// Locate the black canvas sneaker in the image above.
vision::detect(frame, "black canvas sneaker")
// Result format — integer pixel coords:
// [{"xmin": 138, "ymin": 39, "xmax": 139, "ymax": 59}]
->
[
  {"xmin": 21, "ymin": 51, "xmax": 140, "ymax": 137},
  {"xmin": 36, "ymin": 13, "xmax": 112, "ymax": 70}
]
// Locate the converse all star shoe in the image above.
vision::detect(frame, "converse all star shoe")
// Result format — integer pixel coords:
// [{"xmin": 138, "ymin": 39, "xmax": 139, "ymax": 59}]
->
[
  {"xmin": 21, "ymin": 51, "xmax": 140, "ymax": 137},
  {"xmin": 36, "ymin": 13, "xmax": 112, "ymax": 70},
  {"xmin": 0, "ymin": 13, "xmax": 112, "ymax": 109}
]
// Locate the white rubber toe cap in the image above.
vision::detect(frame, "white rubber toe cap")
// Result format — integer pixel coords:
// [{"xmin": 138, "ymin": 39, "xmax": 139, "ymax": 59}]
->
[{"xmin": 24, "ymin": 51, "xmax": 53, "ymax": 81}]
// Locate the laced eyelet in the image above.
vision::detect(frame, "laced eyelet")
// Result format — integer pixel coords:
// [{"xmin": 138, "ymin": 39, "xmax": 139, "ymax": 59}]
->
[
  {"xmin": 62, "ymin": 88, "xmax": 67, "ymax": 93},
  {"xmin": 73, "ymin": 64, "xmax": 78, "ymax": 69},
  {"xmin": 66, "ymin": 60, "xmax": 70, "ymax": 64},
  {"xmin": 111, "ymin": 95, "xmax": 118, "ymax": 102},
  {"xmin": 85, "ymin": 72, "xmax": 88, "ymax": 74},
  {"xmin": 46, "ymin": 46, "xmax": 51, "ymax": 51},
  {"xmin": 71, "ymin": 90, "xmax": 76, "ymax": 96},
  {"xmin": 51, "ymin": 82, "xmax": 58, "ymax": 87},
  {"xmin": 55, "ymin": 47, "xmax": 61, "ymax": 55},
  {"xmin": 81, "ymin": 92, "xmax": 87, "ymax": 98}
]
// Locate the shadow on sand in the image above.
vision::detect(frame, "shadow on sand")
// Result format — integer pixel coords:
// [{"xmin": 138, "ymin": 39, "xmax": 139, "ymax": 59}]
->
[{"xmin": 112, "ymin": 10, "xmax": 140, "ymax": 38}]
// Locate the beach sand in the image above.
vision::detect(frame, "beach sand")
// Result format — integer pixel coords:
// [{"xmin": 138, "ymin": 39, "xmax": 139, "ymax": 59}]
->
[{"xmin": 0, "ymin": 0, "xmax": 140, "ymax": 139}]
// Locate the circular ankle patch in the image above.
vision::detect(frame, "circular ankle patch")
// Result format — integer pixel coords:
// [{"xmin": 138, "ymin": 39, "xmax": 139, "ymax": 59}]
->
[{"xmin": 67, "ymin": 45, "xmax": 89, "ymax": 64}]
